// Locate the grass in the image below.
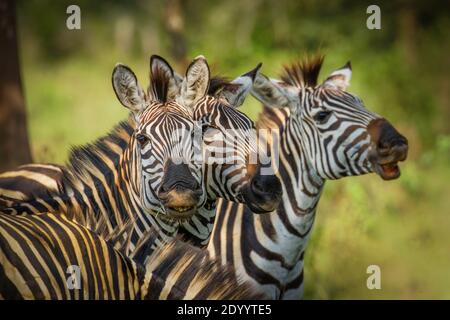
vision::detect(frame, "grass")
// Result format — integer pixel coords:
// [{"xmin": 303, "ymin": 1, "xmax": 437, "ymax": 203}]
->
[{"xmin": 305, "ymin": 156, "xmax": 450, "ymax": 299}]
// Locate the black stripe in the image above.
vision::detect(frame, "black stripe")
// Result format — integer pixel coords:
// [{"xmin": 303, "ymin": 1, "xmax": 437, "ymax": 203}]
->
[{"xmin": 0, "ymin": 261, "xmax": 24, "ymax": 300}]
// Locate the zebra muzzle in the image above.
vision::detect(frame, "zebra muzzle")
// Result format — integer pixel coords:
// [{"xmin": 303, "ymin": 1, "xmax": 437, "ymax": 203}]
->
[
  {"xmin": 368, "ymin": 118, "xmax": 408, "ymax": 180},
  {"xmin": 241, "ymin": 171, "xmax": 282, "ymax": 214},
  {"xmin": 158, "ymin": 185, "xmax": 201, "ymax": 219}
]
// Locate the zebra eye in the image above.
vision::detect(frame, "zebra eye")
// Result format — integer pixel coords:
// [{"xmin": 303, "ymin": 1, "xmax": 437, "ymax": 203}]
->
[
  {"xmin": 313, "ymin": 110, "xmax": 332, "ymax": 123},
  {"xmin": 136, "ymin": 133, "xmax": 150, "ymax": 147},
  {"xmin": 202, "ymin": 124, "xmax": 216, "ymax": 135}
]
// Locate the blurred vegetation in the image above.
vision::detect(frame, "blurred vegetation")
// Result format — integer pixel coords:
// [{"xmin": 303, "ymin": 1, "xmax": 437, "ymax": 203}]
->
[{"xmin": 15, "ymin": 0, "xmax": 450, "ymax": 299}]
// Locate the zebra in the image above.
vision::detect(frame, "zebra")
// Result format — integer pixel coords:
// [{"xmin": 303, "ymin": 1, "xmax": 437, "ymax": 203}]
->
[
  {"xmin": 0, "ymin": 55, "xmax": 281, "ymax": 253},
  {"xmin": 206, "ymin": 55, "xmax": 409, "ymax": 299},
  {"xmin": 0, "ymin": 212, "xmax": 266, "ymax": 300},
  {"xmin": 0, "ymin": 163, "xmax": 63, "ymax": 200},
  {"xmin": 0, "ymin": 55, "xmax": 409, "ymax": 300}
]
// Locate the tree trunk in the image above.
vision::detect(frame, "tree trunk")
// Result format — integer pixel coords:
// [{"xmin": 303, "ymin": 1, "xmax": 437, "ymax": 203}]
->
[
  {"xmin": 397, "ymin": 2, "xmax": 417, "ymax": 67},
  {"xmin": 164, "ymin": 0, "xmax": 187, "ymax": 65},
  {"xmin": 0, "ymin": 0, "xmax": 32, "ymax": 172}
]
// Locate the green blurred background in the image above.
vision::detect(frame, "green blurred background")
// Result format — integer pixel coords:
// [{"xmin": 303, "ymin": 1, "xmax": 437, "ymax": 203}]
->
[{"xmin": 16, "ymin": 0, "xmax": 450, "ymax": 299}]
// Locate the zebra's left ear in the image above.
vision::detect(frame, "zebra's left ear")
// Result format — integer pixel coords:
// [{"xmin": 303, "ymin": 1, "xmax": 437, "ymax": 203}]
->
[
  {"xmin": 322, "ymin": 61, "xmax": 352, "ymax": 91},
  {"xmin": 251, "ymin": 73, "xmax": 299, "ymax": 110},
  {"xmin": 219, "ymin": 63, "xmax": 262, "ymax": 108},
  {"xmin": 179, "ymin": 55, "xmax": 210, "ymax": 109}
]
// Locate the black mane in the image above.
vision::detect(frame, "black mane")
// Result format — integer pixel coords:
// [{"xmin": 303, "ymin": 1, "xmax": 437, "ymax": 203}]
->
[
  {"xmin": 63, "ymin": 117, "xmax": 135, "ymax": 186},
  {"xmin": 280, "ymin": 54, "xmax": 324, "ymax": 88}
]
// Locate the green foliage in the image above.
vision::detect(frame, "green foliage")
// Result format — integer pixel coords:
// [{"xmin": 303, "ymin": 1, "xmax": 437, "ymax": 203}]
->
[{"xmin": 16, "ymin": 0, "xmax": 450, "ymax": 299}]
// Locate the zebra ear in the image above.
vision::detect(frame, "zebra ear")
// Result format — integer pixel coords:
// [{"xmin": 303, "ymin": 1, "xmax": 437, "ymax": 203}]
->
[
  {"xmin": 112, "ymin": 64, "xmax": 146, "ymax": 113},
  {"xmin": 149, "ymin": 55, "xmax": 180, "ymax": 100},
  {"xmin": 219, "ymin": 63, "xmax": 262, "ymax": 108},
  {"xmin": 322, "ymin": 61, "xmax": 352, "ymax": 91},
  {"xmin": 251, "ymin": 73, "xmax": 299, "ymax": 110},
  {"xmin": 173, "ymin": 71, "xmax": 184, "ymax": 88},
  {"xmin": 179, "ymin": 55, "xmax": 210, "ymax": 108}
]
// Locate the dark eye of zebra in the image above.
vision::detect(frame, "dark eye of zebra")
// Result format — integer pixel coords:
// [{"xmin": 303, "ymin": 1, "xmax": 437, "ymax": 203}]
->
[
  {"xmin": 202, "ymin": 124, "xmax": 216, "ymax": 135},
  {"xmin": 313, "ymin": 110, "xmax": 332, "ymax": 124},
  {"xmin": 136, "ymin": 133, "xmax": 150, "ymax": 147}
]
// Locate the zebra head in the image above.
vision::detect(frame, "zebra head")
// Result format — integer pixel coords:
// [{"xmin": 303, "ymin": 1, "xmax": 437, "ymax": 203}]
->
[
  {"xmin": 252, "ymin": 56, "xmax": 408, "ymax": 180},
  {"xmin": 112, "ymin": 62, "xmax": 204, "ymax": 220},
  {"xmin": 149, "ymin": 55, "xmax": 282, "ymax": 214}
]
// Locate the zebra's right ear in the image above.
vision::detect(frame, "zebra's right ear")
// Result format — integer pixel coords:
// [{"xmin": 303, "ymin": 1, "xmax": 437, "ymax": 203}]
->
[
  {"xmin": 251, "ymin": 73, "xmax": 299, "ymax": 110},
  {"xmin": 179, "ymin": 55, "xmax": 210, "ymax": 109},
  {"xmin": 112, "ymin": 64, "xmax": 147, "ymax": 114}
]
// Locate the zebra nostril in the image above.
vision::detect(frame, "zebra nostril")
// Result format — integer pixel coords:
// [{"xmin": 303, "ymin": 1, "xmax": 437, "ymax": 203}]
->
[
  {"xmin": 192, "ymin": 181, "xmax": 201, "ymax": 191},
  {"xmin": 378, "ymin": 140, "xmax": 390, "ymax": 151},
  {"xmin": 251, "ymin": 178, "xmax": 264, "ymax": 193},
  {"xmin": 250, "ymin": 174, "xmax": 281, "ymax": 197},
  {"xmin": 195, "ymin": 186, "xmax": 203, "ymax": 197},
  {"xmin": 394, "ymin": 137, "xmax": 408, "ymax": 147},
  {"xmin": 159, "ymin": 183, "xmax": 170, "ymax": 193},
  {"xmin": 158, "ymin": 189, "xmax": 169, "ymax": 201},
  {"xmin": 378, "ymin": 137, "xmax": 408, "ymax": 153}
]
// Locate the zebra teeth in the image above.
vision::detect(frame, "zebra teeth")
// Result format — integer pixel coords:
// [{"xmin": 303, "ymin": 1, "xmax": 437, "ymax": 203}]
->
[
  {"xmin": 375, "ymin": 162, "xmax": 400, "ymax": 180},
  {"xmin": 167, "ymin": 205, "xmax": 195, "ymax": 213},
  {"xmin": 165, "ymin": 204, "xmax": 197, "ymax": 220}
]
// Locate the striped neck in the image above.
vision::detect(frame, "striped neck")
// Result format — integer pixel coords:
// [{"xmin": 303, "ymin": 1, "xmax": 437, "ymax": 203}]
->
[
  {"xmin": 33, "ymin": 119, "xmax": 182, "ymax": 252},
  {"xmin": 258, "ymin": 106, "xmax": 325, "ymax": 219},
  {"xmin": 254, "ymin": 106, "xmax": 325, "ymax": 297}
]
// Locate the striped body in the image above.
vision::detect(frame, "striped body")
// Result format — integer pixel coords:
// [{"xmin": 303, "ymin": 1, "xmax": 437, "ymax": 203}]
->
[
  {"xmin": 0, "ymin": 164, "xmax": 62, "ymax": 200},
  {"xmin": 208, "ymin": 107, "xmax": 320, "ymax": 299},
  {"xmin": 0, "ymin": 212, "xmax": 265, "ymax": 300}
]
